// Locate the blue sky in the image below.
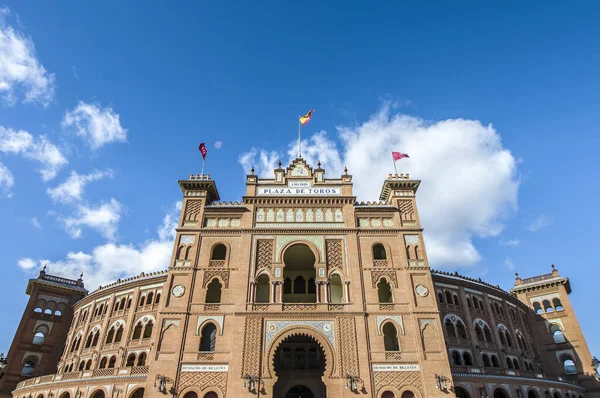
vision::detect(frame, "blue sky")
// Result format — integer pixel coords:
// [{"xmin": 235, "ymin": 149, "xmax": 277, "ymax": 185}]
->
[{"xmin": 1, "ymin": 2, "xmax": 599, "ymax": 356}]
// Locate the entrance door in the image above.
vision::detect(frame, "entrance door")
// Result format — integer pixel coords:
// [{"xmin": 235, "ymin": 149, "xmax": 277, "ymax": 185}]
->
[{"xmin": 286, "ymin": 385, "xmax": 314, "ymax": 398}]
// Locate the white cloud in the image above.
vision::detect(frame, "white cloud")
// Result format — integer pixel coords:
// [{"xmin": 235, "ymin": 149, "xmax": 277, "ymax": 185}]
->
[
  {"xmin": 17, "ymin": 257, "xmax": 36, "ymax": 270},
  {"xmin": 239, "ymin": 102, "xmax": 520, "ymax": 267},
  {"xmin": 30, "ymin": 216, "xmax": 41, "ymax": 229},
  {"xmin": 528, "ymin": 214, "xmax": 551, "ymax": 232},
  {"xmin": 0, "ymin": 9, "xmax": 55, "ymax": 106},
  {"xmin": 500, "ymin": 239, "xmax": 521, "ymax": 246},
  {"xmin": 47, "ymin": 169, "xmax": 113, "ymax": 203},
  {"xmin": 504, "ymin": 258, "xmax": 516, "ymax": 271},
  {"xmin": 62, "ymin": 198, "xmax": 123, "ymax": 240},
  {"xmin": 62, "ymin": 101, "xmax": 127, "ymax": 149},
  {"xmin": 0, "ymin": 161, "xmax": 14, "ymax": 196},
  {"xmin": 20, "ymin": 202, "xmax": 181, "ymax": 289},
  {"xmin": 0, "ymin": 126, "xmax": 67, "ymax": 180}
]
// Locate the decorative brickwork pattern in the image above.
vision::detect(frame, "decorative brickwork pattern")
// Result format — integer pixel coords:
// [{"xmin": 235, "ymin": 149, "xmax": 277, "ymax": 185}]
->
[
  {"xmin": 256, "ymin": 240, "xmax": 274, "ymax": 271},
  {"xmin": 202, "ymin": 270, "xmax": 230, "ymax": 288},
  {"xmin": 339, "ymin": 317, "xmax": 359, "ymax": 377},
  {"xmin": 178, "ymin": 371, "xmax": 227, "ymax": 395},
  {"xmin": 371, "ymin": 269, "xmax": 398, "ymax": 288},
  {"xmin": 398, "ymin": 199, "xmax": 415, "ymax": 221},
  {"xmin": 241, "ymin": 317, "xmax": 263, "ymax": 377},
  {"xmin": 183, "ymin": 200, "xmax": 203, "ymax": 222},
  {"xmin": 373, "ymin": 371, "xmax": 423, "ymax": 396},
  {"xmin": 326, "ymin": 240, "xmax": 343, "ymax": 270}
]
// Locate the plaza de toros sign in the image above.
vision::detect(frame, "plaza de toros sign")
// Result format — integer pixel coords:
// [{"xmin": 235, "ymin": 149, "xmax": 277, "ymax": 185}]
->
[{"xmin": 257, "ymin": 180, "xmax": 342, "ymax": 196}]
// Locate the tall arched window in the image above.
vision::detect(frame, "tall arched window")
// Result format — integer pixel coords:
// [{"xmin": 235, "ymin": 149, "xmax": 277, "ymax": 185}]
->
[
  {"xmin": 492, "ymin": 355, "xmax": 500, "ymax": 368},
  {"xmin": 543, "ymin": 300, "xmax": 553, "ymax": 313},
  {"xmin": 99, "ymin": 357, "xmax": 107, "ymax": 369},
  {"xmin": 467, "ymin": 297, "xmax": 472, "ymax": 308},
  {"xmin": 108, "ymin": 356, "xmax": 116, "ymax": 368},
  {"xmin": 255, "ymin": 274, "xmax": 270, "ymax": 303},
  {"xmin": 115, "ymin": 325, "xmax": 124, "ymax": 342},
  {"xmin": 307, "ymin": 277, "xmax": 316, "ymax": 294},
  {"xmin": 137, "ymin": 352, "xmax": 147, "ymax": 366},
  {"xmin": 211, "ymin": 244, "xmax": 227, "ymax": 261},
  {"xmin": 329, "ymin": 274, "xmax": 343, "ymax": 304},
  {"xmin": 533, "ymin": 302, "xmax": 542, "ymax": 315},
  {"xmin": 205, "ymin": 279, "xmax": 222, "ymax": 303},
  {"xmin": 463, "ymin": 351, "xmax": 473, "ymax": 366},
  {"xmin": 475, "ymin": 325, "xmax": 484, "ymax": 341},
  {"xmin": 143, "ymin": 321, "xmax": 154, "ymax": 339},
  {"xmin": 553, "ymin": 329, "xmax": 566, "ymax": 344},
  {"xmin": 84, "ymin": 332, "xmax": 93, "ymax": 348},
  {"xmin": 105, "ymin": 327, "xmax": 115, "ymax": 344},
  {"xmin": 445, "ymin": 291, "xmax": 453, "ymax": 304},
  {"xmin": 283, "ymin": 277, "xmax": 292, "ymax": 294},
  {"xmin": 452, "ymin": 350, "xmax": 462, "ymax": 365},
  {"xmin": 373, "ymin": 244, "xmax": 387, "ymax": 260},
  {"xmin": 126, "ymin": 354, "xmax": 136, "ymax": 367},
  {"xmin": 377, "ymin": 278, "xmax": 393, "ymax": 303},
  {"xmin": 553, "ymin": 298, "xmax": 564, "ymax": 311},
  {"xmin": 382, "ymin": 323, "xmax": 399, "ymax": 351},
  {"xmin": 21, "ymin": 359, "xmax": 35, "ymax": 376},
  {"xmin": 484, "ymin": 326, "xmax": 493, "ymax": 342},
  {"xmin": 32, "ymin": 332, "xmax": 45, "ymax": 345},
  {"xmin": 456, "ymin": 321, "xmax": 467, "ymax": 339},
  {"xmin": 445, "ymin": 319, "xmax": 456, "ymax": 338},
  {"xmin": 200, "ymin": 323, "xmax": 217, "ymax": 352},
  {"xmin": 437, "ymin": 291, "xmax": 444, "ymax": 303},
  {"xmin": 294, "ymin": 276, "xmax": 306, "ymax": 294},
  {"xmin": 78, "ymin": 361, "xmax": 85, "ymax": 371},
  {"xmin": 507, "ymin": 358, "xmax": 513, "ymax": 369},
  {"xmin": 132, "ymin": 323, "xmax": 143, "ymax": 340},
  {"xmin": 563, "ymin": 356, "xmax": 576, "ymax": 374},
  {"xmin": 147, "ymin": 292, "xmax": 154, "ymax": 304},
  {"xmin": 482, "ymin": 354, "xmax": 491, "ymax": 367},
  {"xmin": 453, "ymin": 295, "xmax": 460, "ymax": 305}
]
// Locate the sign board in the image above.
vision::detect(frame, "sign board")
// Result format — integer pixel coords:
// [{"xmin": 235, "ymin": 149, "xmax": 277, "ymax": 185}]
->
[
  {"xmin": 372, "ymin": 364, "xmax": 420, "ymax": 372},
  {"xmin": 181, "ymin": 364, "xmax": 229, "ymax": 372},
  {"xmin": 257, "ymin": 186, "xmax": 341, "ymax": 196}
]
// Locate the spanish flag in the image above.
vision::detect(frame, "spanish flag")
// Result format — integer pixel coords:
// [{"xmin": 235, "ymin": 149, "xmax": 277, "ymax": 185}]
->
[{"xmin": 299, "ymin": 109, "xmax": 314, "ymax": 126}]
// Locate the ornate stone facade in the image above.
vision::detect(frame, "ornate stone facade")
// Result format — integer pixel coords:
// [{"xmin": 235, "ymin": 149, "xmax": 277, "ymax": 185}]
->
[{"xmin": 2, "ymin": 158, "xmax": 598, "ymax": 398}]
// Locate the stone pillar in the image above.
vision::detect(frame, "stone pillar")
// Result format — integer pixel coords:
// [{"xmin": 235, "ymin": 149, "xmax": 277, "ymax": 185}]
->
[
  {"xmin": 249, "ymin": 280, "xmax": 256, "ymax": 303},
  {"xmin": 344, "ymin": 280, "xmax": 351, "ymax": 304}
]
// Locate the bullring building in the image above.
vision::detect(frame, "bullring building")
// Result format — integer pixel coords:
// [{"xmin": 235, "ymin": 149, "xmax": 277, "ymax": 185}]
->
[{"xmin": 0, "ymin": 159, "xmax": 598, "ymax": 398}]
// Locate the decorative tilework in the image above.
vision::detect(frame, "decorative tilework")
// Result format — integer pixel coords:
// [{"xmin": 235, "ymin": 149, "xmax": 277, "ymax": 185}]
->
[
  {"xmin": 265, "ymin": 320, "xmax": 335, "ymax": 350},
  {"xmin": 404, "ymin": 235, "xmax": 419, "ymax": 245},
  {"xmin": 275, "ymin": 235, "xmax": 324, "ymax": 261},
  {"xmin": 180, "ymin": 235, "xmax": 195, "ymax": 245},
  {"xmin": 196, "ymin": 316, "xmax": 224, "ymax": 335}
]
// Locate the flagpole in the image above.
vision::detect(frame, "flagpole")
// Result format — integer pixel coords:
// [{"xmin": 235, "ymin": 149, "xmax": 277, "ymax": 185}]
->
[
  {"xmin": 298, "ymin": 117, "xmax": 301, "ymax": 158},
  {"xmin": 391, "ymin": 148, "xmax": 398, "ymax": 175},
  {"xmin": 201, "ymin": 157, "xmax": 205, "ymax": 175}
]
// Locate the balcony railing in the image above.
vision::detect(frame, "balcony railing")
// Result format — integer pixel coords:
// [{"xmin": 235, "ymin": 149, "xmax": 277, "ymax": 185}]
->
[{"xmin": 16, "ymin": 366, "xmax": 149, "ymax": 390}]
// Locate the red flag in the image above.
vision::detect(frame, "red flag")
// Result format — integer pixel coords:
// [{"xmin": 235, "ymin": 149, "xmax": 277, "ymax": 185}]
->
[
  {"xmin": 392, "ymin": 151, "xmax": 409, "ymax": 161},
  {"xmin": 199, "ymin": 143, "xmax": 207, "ymax": 159}
]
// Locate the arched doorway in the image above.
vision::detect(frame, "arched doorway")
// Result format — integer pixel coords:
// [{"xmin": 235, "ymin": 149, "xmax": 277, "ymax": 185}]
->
[
  {"xmin": 90, "ymin": 391, "xmax": 105, "ymax": 398},
  {"xmin": 286, "ymin": 385, "xmax": 314, "ymax": 398},
  {"xmin": 455, "ymin": 387, "xmax": 471, "ymax": 398},
  {"xmin": 129, "ymin": 388, "xmax": 144, "ymax": 398},
  {"xmin": 494, "ymin": 388, "xmax": 509, "ymax": 398},
  {"xmin": 273, "ymin": 334, "xmax": 326, "ymax": 398},
  {"xmin": 282, "ymin": 244, "xmax": 316, "ymax": 303}
]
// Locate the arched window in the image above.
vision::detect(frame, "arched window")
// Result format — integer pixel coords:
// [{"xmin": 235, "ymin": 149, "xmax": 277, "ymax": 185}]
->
[
  {"xmin": 78, "ymin": 361, "xmax": 85, "ymax": 371},
  {"xmin": 283, "ymin": 277, "xmax": 292, "ymax": 294},
  {"xmin": 155, "ymin": 293, "xmax": 161, "ymax": 304},
  {"xmin": 453, "ymin": 295, "xmax": 460, "ymax": 305},
  {"xmin": 482, "ymin": 354, "xmax": 491, "ymax": 367},
  {"xmin": 143, "ymin": 321, "xmax": 154, "ymax": 339},
  {"xmin": 126, "ymin": 354, "xmax": 136, "ymax": 367},
  {"xmin": 99, "ymin": 357, "xmax": 107, "ymax": 369},
  {"xmin": 132, "ymin": 323, "xmax": 143, "ymax": 340},
  {"xmin": 463, "ymin": 351, "xmax": 473, "ymax": 366},
  {"xmin": 473, "ymin": 298, "xmax": 479, "ymax": 309},
  {"xmin": 467, "ymin": 297, "xmax": 472, "ymax": 308},
  {"xmin": 92, "ymin": 330, "xmax": 100, "ymax": 346},
  {"xmin": 119, "ymin": 298, "xmax": 125, "ymax": 310},
  {"xmin": 32, "ymin": 332, "xmax": 45, "ymax": 345},
  {"xmin": 507, "ymin": 358, "xmax": 513, "ymax": 369},
  {"xmin": 517, "ymin": 333, "xmax": 525, "ymax": 350},
  {"xmin": 137, "ymin": 352, "xmax": 146, "ymax": 366},
  {"xmin": 414, "ymin": 245, "xmax": 420, "ymax": 260},
  {"xmin": 484, "ymin": 326, "xmax": 493, "ymax": 342},
  {"xmin": 106, "ymin": 327, "xmax": 115, "ymax": 344},
  {"xmin": 44, "ymin": 308, "xmax": 52, "ymax": 315},
  {"xmin": 147, "ymin": 292, "xmax": 154, "ymax": 304},
  {"xmin": 382, "ymin": 323, "xmax": 399, "ymax": 351},
  {"xmin": 211, "ymin": 244, "xmax": 227, "ymax": 260},
  {"xmin": 34, "ymin": 307, "xmax": 43, "ymax": 313},
  {"xmin": 543, "ymin": 300, "xmax": 553, "ymax": 313},
  {"xmin": 492, "ymin": 355, "xmax": 500, "ymax": 368},
  {"xmin": 200, "ymin": 323, "xmax": 217, "ymax": 352},
  {"xmin": 184, "ymin": 246, "xmax": 192, "ymax": 260},
  {"xmin": 553, "ymin": 298, "xmax": 564, "ymax": 311},
  {"xmin": 533, "ymin": 302, "xmax": 542, "ymax": 315},
  {"xmin": 475, "ymin": 325, "xmax": 484, "ymax": 341},
  {"xmin": 176, "ymin": 245, "xmax": 184, "ymax": 259},
  {"xmin": 84, "ymin": 359, "xmax": 91, "ymax": 370},
  {"xmin": 498, "ymin": 330, "xmax": 507, "ymax": 346},
  {"xmin": 307, "ymin": 277, "xmax": 316, "ymax": 294},
  {"xmin": 553, "ymin": 329, "xmax": 566, "ymax": 344},
  {"xmin": 505, "ymin": 332, "xmax": 513, "ymax": 347},
  {"xmin": 452, "ymin": 350, "xmax": 462, "ymax": 365},
  {"xmin": 445, "ymin": 319, "xmax": 456, "ymax": 338},
  {"xmin": 84, "ymin": 332, "xmax": 93, "ymax": 348},
  {"xmin": 373, "ymin": 244, "xmax": 387, "ymax": 260},
  {"xmin": 21, "ymin": 359, "xmax": 35, "ymax": 376},
  {"xmin": 456, "ymin": 321, "xmax": 467, "ymax": 339},
  {"xmin": 108, "ymin": 355, "xmax": 116, "ymax": 368},
  {"xmin": 438, "ymin": 292, "xmax": 444, "ymax": 303},
  {"xmin": 513, "ymin": 359, "xmax": 520, "ymax": 370},
  {"xmin": 377, "ymin": 278, "xmax": 393, "ymax": 303},
  {"xmin": 479, "ymin": 299, "xmax": 485, "ymax": 311},
  {"xmin": 329, "ymin": 274, "xmax": 343, "ymax": 304},
  {"xmin": 127, "ymin": 298, "xmax": 132, "ymax": 309},
  {"xmin": 255, "ymin": 274, "xmax": 270, "ymax": 303},
  {"xmin": 563, "ymin": 356, "xmax": 576, "ymax": 374},
  {"xmin": 445, "ymin": 291, "xmax": 453, "ymax": 304},
  {"xmin": 294, "ymin": 276, "xmax": 306, "ymax": 294},
  {"xmin": 115, "ymin": 325, "xmax": 124, "ymax": 342},
  {"xmin": 205, "ymin": 278, "xmax": 222, "ymax": 303},
  {"xmin": 139, "ymin": 295, "xmax": 146, "ymax": 307}
]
